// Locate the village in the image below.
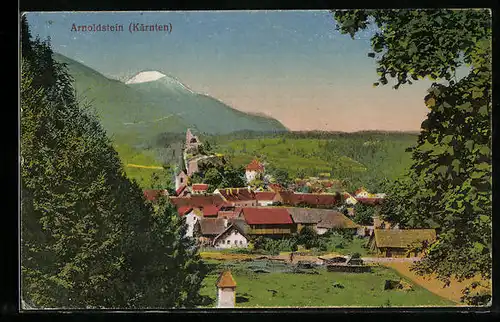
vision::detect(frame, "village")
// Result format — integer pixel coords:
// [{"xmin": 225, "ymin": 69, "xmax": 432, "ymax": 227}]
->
[{"xmin": 142, "ymin": 129, "xmax": 441, "ymax": 308}]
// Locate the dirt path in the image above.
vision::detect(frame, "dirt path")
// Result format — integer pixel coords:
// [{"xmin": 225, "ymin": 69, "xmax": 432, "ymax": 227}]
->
[{"xmin": 381, "ymin": 261, "xmax": 490, "ymax": 304}]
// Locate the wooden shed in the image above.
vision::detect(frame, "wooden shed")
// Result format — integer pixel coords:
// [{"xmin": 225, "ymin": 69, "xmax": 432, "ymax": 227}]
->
[{"xmin": 367, "ymin": 228, "xmax": 437, "ymax": 258}]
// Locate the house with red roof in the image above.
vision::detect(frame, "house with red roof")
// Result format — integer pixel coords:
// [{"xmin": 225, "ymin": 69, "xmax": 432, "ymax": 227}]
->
[
  {"xmin": 274, "ymin": 191, "xmax": 342, "ymax": 208},
  {"xmin": 191, "ymin": 183, "xmax": 209, "ymax": 194},
  {"xmin": 255, "ymin": 191, "xmax": 277, "ymax": 206},
  {"xmin": 238, "ymin": 207, "xmax": 296, "ymax": 236},
  {"xmin": 245, "ymin": 159, "xmax": 265, "ymax": 183},
  {"xmin": 214, "ymin": 187, "xmax": 257, "ymax": 207}
]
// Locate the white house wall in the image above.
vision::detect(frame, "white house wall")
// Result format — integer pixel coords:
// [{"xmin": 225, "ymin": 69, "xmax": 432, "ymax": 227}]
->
[
  {"xmin": 184, "ymin": 211, "xmax": 200, "ymax": 238},
  {"xmin": 214, "ymin": 229, "xmax": 248, "ymax": 249}
]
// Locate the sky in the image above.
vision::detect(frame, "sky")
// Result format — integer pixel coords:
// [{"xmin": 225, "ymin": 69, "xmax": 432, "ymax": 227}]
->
[{"xmin": 24, "ymin": 11, "xmax": 437, "ymax": 132}]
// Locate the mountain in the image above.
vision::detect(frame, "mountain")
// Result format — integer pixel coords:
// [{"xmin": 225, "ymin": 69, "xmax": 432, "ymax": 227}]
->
[{"xmin": 53, "ymin": 53, "xmax": 287, "ymax": 145}]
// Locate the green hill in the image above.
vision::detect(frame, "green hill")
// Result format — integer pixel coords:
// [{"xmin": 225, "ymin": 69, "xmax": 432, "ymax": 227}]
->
[
  {"xmin": 208, "ymin": 131, "xmax": 418, "ymax": 192},
  {"xmin": 53, "ymin": 53, "xmax": 287, "ymax": 147}
]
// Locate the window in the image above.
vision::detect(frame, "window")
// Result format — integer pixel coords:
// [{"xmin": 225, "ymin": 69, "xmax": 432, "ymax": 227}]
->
[
  {"xmin": 180, "ymin": 178, "xmax": 184, "ymax": 183},
  {"xmin": 234, "ymin": 240, "xmax": 237, "ymax": 245},
  {"xmin": 227, "ymin": 240, "xmax": 230, "ymax": 244},
  {"xmin": 239, "ymin": 240, "xmax": 243, "ymax": 245}
]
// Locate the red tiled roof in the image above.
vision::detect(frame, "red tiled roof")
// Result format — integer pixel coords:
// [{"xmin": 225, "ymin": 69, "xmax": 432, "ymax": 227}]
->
[
  {"xmin": 201, "ymin": 204, "xmax": 220, "ymax": 217},
  {"xmin": 177, "ymin": 206, "xmax": 193, "ymax": 215},
  {"xmin": 255, "ymin": 191, "xmax": 276, "ymax": 201},
  {"xmin": 355, "ymin": 197, "xmax": 384, "ymax": 205},
  {"xmin": 175, "ymin": 185, "xmax": 187, "ymax": 196},
  {"xmin": 241, "ymin": 207, "xmax": 293, "ymax": 225},
  {"xmin": 218, "ymin": 188, "xmax": 256, "ymax": 202},
  {"xmin": 192, "ymin": 183, "xmax": 209, "ymax": 191},
  {"xmin": 245, "ymin": 159, "xmax": 264, "ymax": 171},
  {"xmin": 143, "ymin": 190, "xmax": 168, "ymax": 201},
  {"xmin": 169, "ymin": 195, "xmax": 225, "ymax": 208},
  {"xmin": 216, "ymin": 270, "xmax": 237, "ymax": 288},
  {"xmin": 278, "ymin": 192, "xmax": 341, "ymax": 206}
]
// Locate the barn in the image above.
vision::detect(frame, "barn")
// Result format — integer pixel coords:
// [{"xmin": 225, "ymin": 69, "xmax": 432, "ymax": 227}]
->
[{"xmin": 367, "ymin": 228, "xmax": 437, "ymax": 257}]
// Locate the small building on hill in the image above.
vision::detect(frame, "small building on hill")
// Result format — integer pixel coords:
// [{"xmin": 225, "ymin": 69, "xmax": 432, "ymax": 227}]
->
[
  {"xmin": 175, "ymin": 170, "xmax": 188, "ymax": 192},
  {"xmin": 214, "ymin": 187, "xmax": 257, "ymax": 207},
  {"xmin": 245, "ymin": 159, "xmax": 265, "ymax": 183},
  {"xmin": 213, "ymin": 223, "xmax": 250, "ymax": 249},
  {"xmin": 185, "ymin": 128, "xmax": 201, "ymax": 151},
  {"xmin": 367, "ymin": 228, "xmax": 437, "ymax": 257}
]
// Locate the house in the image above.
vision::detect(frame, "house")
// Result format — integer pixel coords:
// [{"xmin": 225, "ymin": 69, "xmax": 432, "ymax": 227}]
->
[
  {"xmin": 315, "ymin": 211, "xmax": 359, "ymax": 235},
  {"xmin": 169, "ymin": 194, "xmax": 226, "ymax": 209},
  {"xmin": 286, "ymin": 208, "xmax": 332, "ymax": 232},
  {"xmin": 175, "ymin": 185, "xmax": 190, "ymax": 197},
  {"xmin": 245, "ymin": 159, "xmax": 265, "ymax": 183},
  {"xmin": 214, "ymin": 187, "xmax": 257, "ymax": 207},
  {"xmin": 192, "ymin": 183, "xmax": 209, "ymax": 195},
  {"xmin": 255, "ymin": 191, "xmax": 277, "ymax": 206},
  {"xmin": 216, "ymin": 270, "xmax": 237, "ymax": 308},
  {"xmin": 143, "ymin": 189, "xmax": 169, "ymax": 202},
  {"xmin": 238, "ymin": 207, "xmax": 295, "ymax": 236},
  {"xmin": 367, "ymin": 229, "xmax": 437, "ymax": 258},
  {"xmin": 343, "ymin": 192, "xmax": 358, "ymax": 206},
  {"xmin": 274, "ymin": 191, "xmax": 342, "ymax": 208},
  {"xmin": 354, "ymin": 187, "xmax": 369, "ymax": 198},
  {"xmin": 194, "ymin": 218, "xmax": 228, "ymax": 246},
  {"xmin": 212, "ymin": 223, "xmax": 250, "ymax": 249},
  {"xmin": 175, "ymin": 170, "xmax": 188, "ymax": 192}
]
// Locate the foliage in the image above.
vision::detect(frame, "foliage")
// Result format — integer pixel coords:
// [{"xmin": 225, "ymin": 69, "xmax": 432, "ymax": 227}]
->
[
  {"xmin": 195, "ymin": 163, "xmax": 246, "ymax": 193},
  {"xmin": 333, "ymin": 9, "xmax": 492, "ymax": 300},
  {"xmin": 21, "ymin": 17, "xmax": 206, "ymax": 308},
  {"xmin": 296, "ymin": 226, "xmax": 321, "ymax": 250},
  {"xmin": 353, "ymin": 203, "xmax": 375, "ymax": 225},
  {"xmin": 251, "ymin": 237, "xmax": 298, "ymax": 255}
]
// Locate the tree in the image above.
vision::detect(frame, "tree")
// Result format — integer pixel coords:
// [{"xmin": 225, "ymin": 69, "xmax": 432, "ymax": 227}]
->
[
  {"xmin": 21, "ymin": 17, "xmax": 207, "ymax": 308},
  {"xmin": 353, "ymin": 203, "xmax": 375, "ymax": 226},
  {"xmin": 333, "ymin": 9, "xmax": 491, "ymax": 304}
]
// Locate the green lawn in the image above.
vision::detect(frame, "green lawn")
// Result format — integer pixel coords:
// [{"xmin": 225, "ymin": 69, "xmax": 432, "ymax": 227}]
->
[{"xmin": 199, "ymin": 259, "xmax": 456, "ymax": 308}]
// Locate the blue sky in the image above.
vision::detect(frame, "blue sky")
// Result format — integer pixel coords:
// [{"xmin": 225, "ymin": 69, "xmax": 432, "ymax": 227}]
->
[{"xmin": 25, "ymin": 11, "xmax": 435, "ymax": 131}]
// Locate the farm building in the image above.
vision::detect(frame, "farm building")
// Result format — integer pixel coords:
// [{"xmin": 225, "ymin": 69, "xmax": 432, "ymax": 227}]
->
[
  {"xmin": 214, "ymin": 187, "xmax": 258, "ymax": 207},
  {"xmin": 238, "ymin": 207, "xmax": 296, "ymax": 236},
  {"xmin": 255, "ymin": 191, "xmax": 277, "ymax": 206},
  {"xmin": 212, "ymin": 223, "xmax": 250, "ymax": 249},
  {"xmin": 245, "ymin": 159, "xmax": 265, "ymax": 183},
  {"xmin": 275, "ymin": 191, "xmax": 342, "ymax": 208},
  {"xmin": 315, "ymin": 211, "xmax": 359, "ymax": 235},
  {"xmin": 194, "ymin": 218, "xmax": 228, "ymax": 246},
  {"xmin": 286, "ymin": 208, "xmax": 334, "ymax": 232},
  {"xmin": 169, "ymin": 194, "xmax": 226, "ymax": 209},
  {"xmin": 367, "ymin": 229, "xmax": 437, "ymax": 257}
]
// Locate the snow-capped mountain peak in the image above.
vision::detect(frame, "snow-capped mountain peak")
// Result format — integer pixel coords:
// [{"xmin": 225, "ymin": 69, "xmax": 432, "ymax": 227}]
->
[{"xmin": 125, "ymin": 71, "xmax": 167, "ymax": 84}]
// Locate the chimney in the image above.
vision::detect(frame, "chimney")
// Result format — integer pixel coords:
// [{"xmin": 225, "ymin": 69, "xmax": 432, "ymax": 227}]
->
[{"xmin": 216, "ymin": 270, "xmax": 236, "ymax": 308}]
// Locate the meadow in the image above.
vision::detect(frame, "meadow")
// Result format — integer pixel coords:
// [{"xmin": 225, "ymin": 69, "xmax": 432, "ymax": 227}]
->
[{"xmin": 199, "ymin": 259, "xmax": 456, "ymax": 308}]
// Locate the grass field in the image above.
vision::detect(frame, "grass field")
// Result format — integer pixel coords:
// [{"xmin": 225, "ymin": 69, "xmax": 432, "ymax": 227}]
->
[{"xmin": 199, "ymin": 259, "xmax": 456, "ymax": 308}]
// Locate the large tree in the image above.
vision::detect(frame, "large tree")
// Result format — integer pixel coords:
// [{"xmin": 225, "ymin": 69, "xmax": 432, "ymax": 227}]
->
[
  {"xmin": 21, "ymin": 16, "xmax": 206, "ymax": 308},
  {"xmin": 333, "ymin": 9, "xmax": 491, "ymax": 304}
]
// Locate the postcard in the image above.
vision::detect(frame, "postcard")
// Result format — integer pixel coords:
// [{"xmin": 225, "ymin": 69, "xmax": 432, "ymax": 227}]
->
[{"xmin": 20, "ymin": 9, "xmax": 492, "ymax": 310}]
